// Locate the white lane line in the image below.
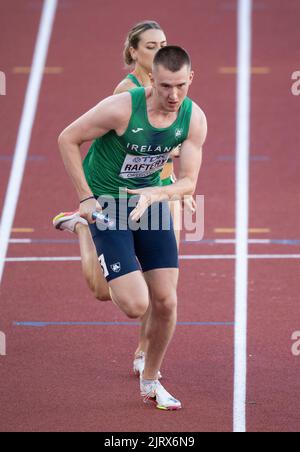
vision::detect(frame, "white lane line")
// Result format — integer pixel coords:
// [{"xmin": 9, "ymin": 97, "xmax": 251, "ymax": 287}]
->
[
  {"xmin": 9, "ymin": 239, "xmax": 32, "ymax": 244},
  {"xmin": 4, "ymin": 255, "xmax": 300, "ymax": 263},
  {"xmin": 5, "ymin": 257, "xmax": 81, "ymax": 262},
  {"xmin": 215, "ymin": 239, "xmax": 271, "ymax": 244},
  {"xmin": 182, "ymin": 255, "xmax": 300, "ymax": 260},
  {"xmin": 233, "ymin": 0, "xmax": 253, "ymax": 433},
  {"xmin": 0, "ymin": 0, "xmax": 58, "ymax": 284},
  {"xmin": 8, "ymin": 238, "xmax": 300, "ymax": 245}
]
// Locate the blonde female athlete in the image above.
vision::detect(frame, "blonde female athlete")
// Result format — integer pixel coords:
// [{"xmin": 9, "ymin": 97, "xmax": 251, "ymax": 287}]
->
[{"xmin": 53, "ymin": 21, "xmax": 195, "ymax": 379}]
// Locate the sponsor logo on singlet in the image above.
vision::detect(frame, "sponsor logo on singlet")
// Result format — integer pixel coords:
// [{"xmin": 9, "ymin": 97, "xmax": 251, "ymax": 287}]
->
[{"xmin": 120, "ymin": 153, "xmax": 170, "ymax": 179}]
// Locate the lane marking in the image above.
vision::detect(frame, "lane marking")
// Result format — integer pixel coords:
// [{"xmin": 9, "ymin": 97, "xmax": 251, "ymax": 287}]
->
[
  {"xmin": 219, "ymin": 67, "xmax": 270, "ymax": 75},
  {"xmin": 8, "ymin": 238, "xmax": 300, "ymax": 246},
  {"xmin": 0, "ymin": 0, "xmax": 58, "ymax": 284},
  {"xmin": 10, "ymin": 239, "xmax": 32, "ymax": 244},
  {"xmin": 0, "ymin": 155, "xmax": 45, "ymax": 161},
  {"xmin": 5, "ymin": 257, "xmax": 81, "ymax": 262},
  {"xmin": 13, "ymin": 321, "xmax": 234, "ymax": 328},
  {"xmin": 183, "ymin": 239, "xmax": 300, "ymax": 245},
  {"xmin": 215, "ymin": 228, "xmax": 270, "ymax": 234},
  {"xmin": 12, "ymin": 228, "xmax": 35, "ymax": 233},
  {"xmin": 217, "ymin": 155, "xmax": 270, "ymax": 162},
  {"xmin": 234, "ymin": 0, "xmax": 253, "ymax": 433},
  {"xmin": 4, "ymin": 255, "xmax": 300, "ymax": 263},
  {"xmin": 13, "ymin": 66, "xmax": 63, "ymax": 74},
  {"xmin": 9, "ymin": 238, "xmax": 78, "ymax": 244},
  {"xmin": 181, "ymin": 255, "xmax": 300, "ymax": 260}
]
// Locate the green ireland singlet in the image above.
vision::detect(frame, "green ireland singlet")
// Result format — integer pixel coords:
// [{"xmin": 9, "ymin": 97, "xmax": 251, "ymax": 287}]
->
[
  {"xmin": 127, "ymin": 73, "xmax": 173, "ymax": 170},
  {"xmin": 83, "ymin": 87, "xmax": 193, "ymax": 198},
  {"xmin": 126, "ymin": 73, "xmax": 142, "ymax": 87}
]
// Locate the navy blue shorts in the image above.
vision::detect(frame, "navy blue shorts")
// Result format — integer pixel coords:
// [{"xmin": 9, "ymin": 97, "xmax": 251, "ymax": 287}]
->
[{"xmin": 89, "ymin": 197, "xmax": 178, "ymax": 282}]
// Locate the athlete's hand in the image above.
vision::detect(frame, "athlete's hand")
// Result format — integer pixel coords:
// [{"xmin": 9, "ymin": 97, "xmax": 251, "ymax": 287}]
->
[
  {"xmin": 127, "ymin": 187, "xmax": 163, "ymax": 222},
  {"xmin": 183, "ymin": 195, "xmax": 196, "ymax": 214},
  {"xmin": 79, "ymin": 198, "xmax": 102, "ymax": 224}
]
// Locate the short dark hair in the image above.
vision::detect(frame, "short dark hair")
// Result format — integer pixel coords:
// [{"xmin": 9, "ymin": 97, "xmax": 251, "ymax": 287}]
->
[{"xmin": 153, "ymin": 46, "xmax": 191, "ymax": 72}]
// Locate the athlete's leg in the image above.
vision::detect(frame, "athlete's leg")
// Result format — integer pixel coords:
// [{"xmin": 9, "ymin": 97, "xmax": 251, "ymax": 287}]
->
[
  {"xmin": 108, "ymin": 271, "xmax": 149, "ymax": 319},
  {"xmin": 75, "ymin": 223, "xmax": 111, "ymax": 301},
  {"xmin": 134, "ymin": 199, "xmax": 179, "ymax": 363},
  {"xmin": 134, "ymin": 201, "xmax": 178, "ymax": 379},
  {"xmin": 142, "ymin": 268, "xmax": 179, "ymax": 380},
  {"xmin": 53, "ymin": 212, "xmax": 111, "ymax": 301},
  {"xmin": 77, "ymin": 221, "xmax": 151, "ymax": 350},
  {"xmin": 132, "ymin": 200, "xmax": 180, "ymax": 365},
  {"xmin": 88, "ymin": 218, "xmax": 151, "ymax": 320},
  {"xmin": 135, "ymin": 200, "xmax": 182, "ymax": 366},
  {"xmin": 134, "ymin": 305, "xmax": 151, "ymax": 357}
]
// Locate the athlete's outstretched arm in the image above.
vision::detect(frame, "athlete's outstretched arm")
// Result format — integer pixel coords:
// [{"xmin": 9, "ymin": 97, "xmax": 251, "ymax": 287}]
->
[
  {"xmin": 128, "ymin": 104, "xmax": 207, "ymax": 221},
  {"xmin": 58, "ymin": 93, "xmax": 131, "ymax": 220}
]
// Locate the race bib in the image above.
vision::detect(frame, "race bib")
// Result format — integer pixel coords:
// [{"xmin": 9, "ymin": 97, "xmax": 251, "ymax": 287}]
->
[{"xmin": 119, "ymin": 154, "xmax": 170, "ymax": 179}]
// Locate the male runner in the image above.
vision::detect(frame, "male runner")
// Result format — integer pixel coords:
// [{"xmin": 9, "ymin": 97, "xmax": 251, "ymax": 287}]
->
[{"xmin": 58, "ymin": 46, "xmax": 207, "ymax": 410}]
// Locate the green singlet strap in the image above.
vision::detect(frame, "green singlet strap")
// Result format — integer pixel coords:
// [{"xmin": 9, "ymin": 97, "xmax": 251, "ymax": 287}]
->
[{"xmin": 126, "ymin": 73, "xmax": 142, "ymax": 87}]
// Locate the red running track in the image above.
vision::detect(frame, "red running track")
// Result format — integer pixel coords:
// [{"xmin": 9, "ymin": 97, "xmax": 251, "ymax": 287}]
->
[{"xmin": 0, "ymin": 0, "xmax": 299, "ymax": 432}]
